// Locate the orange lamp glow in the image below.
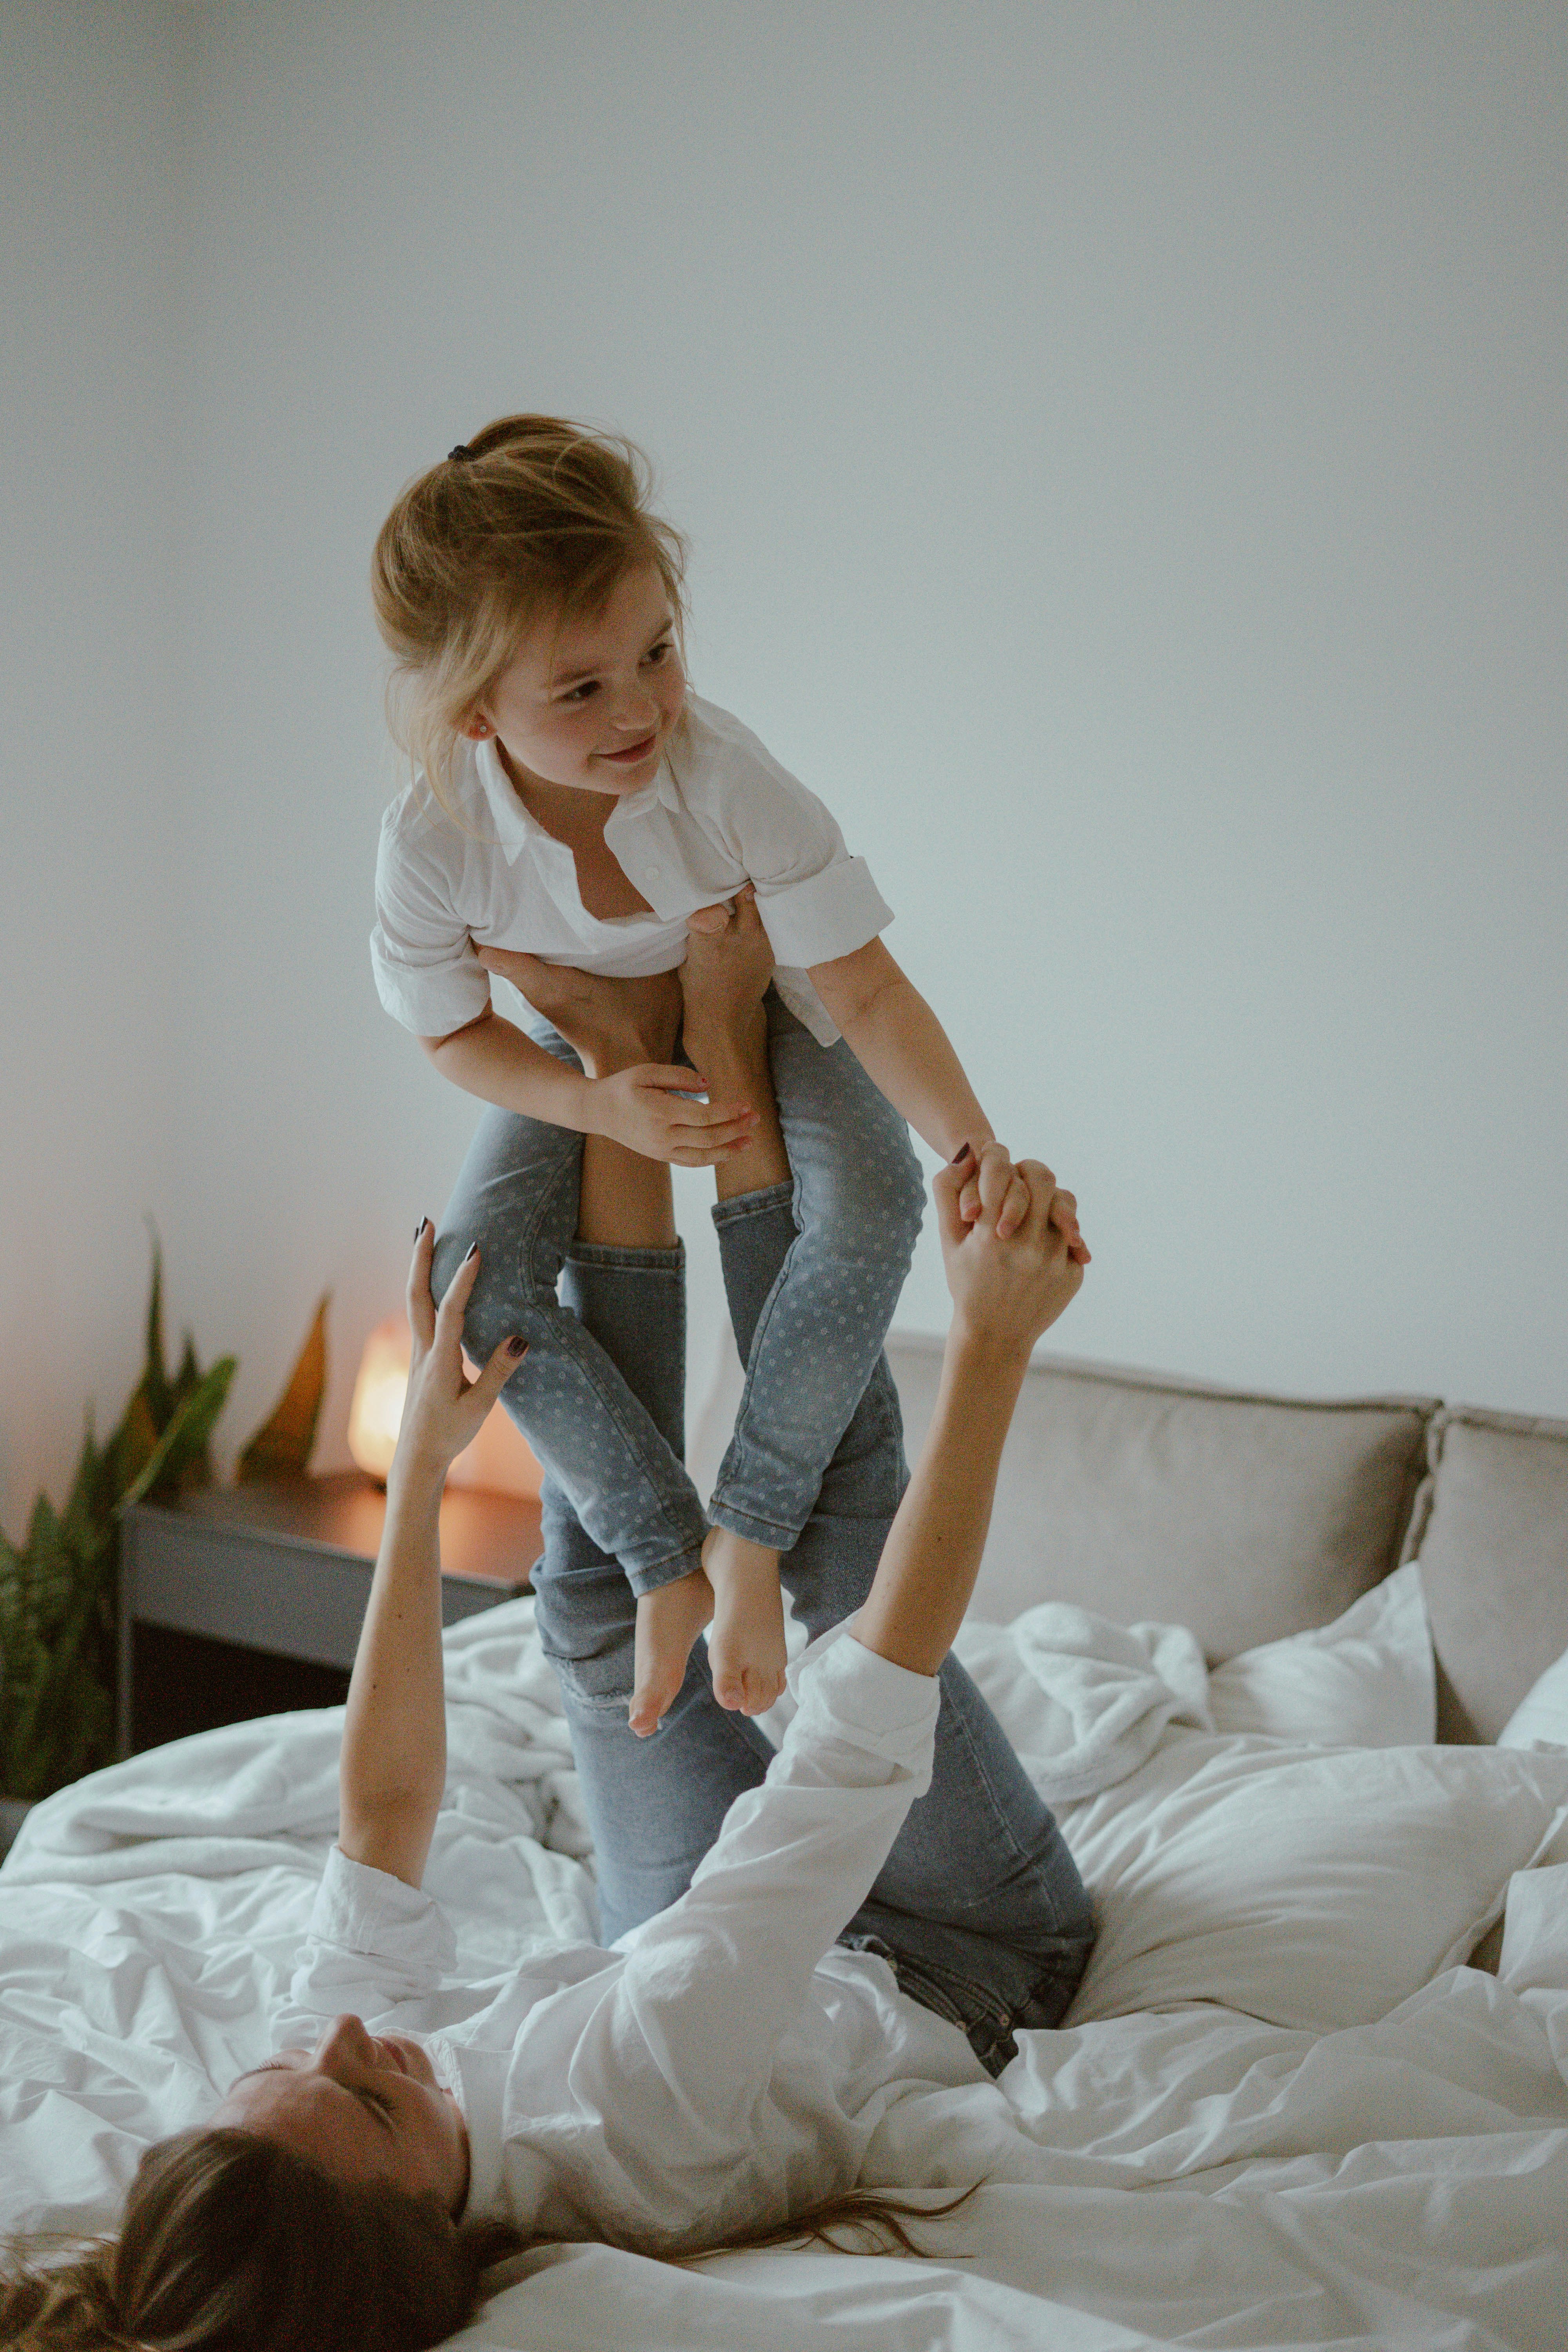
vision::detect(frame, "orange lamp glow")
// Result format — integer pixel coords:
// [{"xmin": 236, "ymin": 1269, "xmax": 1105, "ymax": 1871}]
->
[
  {"xmin": 346, "ymin": 1315, "xmax": 543, "ymax": 1497},
  {"xmin": 346, "ymin": 1316, "xmax": 410, "ymax": 1481}
]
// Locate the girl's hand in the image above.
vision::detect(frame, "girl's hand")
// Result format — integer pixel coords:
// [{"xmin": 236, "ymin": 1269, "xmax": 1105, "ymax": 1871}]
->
[
  {"xmin": 955, "ymin": 1144, "xmax": 1091, "ymax": 1262},
  {"xmin": 588, "ymin": 1065, "xmax": 759, "ymax": 1165},
  {"xmin": 394, "ymin": 1224, "xmax": 523, "ymax": 1488},
  {"xmin": 935, "ymin": 1144, "xmax": 1085, "ymax": 1355}
]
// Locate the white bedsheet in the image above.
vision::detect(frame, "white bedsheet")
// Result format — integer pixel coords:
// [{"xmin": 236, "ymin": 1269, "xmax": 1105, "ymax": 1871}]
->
[{"xmin": 4, "ymin": 1598, "xmax": 1566, "ymax": 2351}]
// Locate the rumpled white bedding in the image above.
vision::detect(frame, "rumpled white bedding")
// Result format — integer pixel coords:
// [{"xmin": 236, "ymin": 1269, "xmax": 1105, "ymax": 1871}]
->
[{"xmin": 4, "ymin": 1584, "xmax": 1567, "ymax": 2352}]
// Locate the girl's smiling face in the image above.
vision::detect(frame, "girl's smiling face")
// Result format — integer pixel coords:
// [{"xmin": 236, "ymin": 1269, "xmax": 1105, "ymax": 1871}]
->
[
  {"xmin": 214, "ymin": 2014, "xmax": 470, "ymax": 2214},
  {"xmin": 474, "ymin": 562, "xmax": 687, "ymax": 803}
]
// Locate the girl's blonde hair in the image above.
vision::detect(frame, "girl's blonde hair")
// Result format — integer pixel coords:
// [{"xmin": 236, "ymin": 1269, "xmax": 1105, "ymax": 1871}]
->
[{"xmin": 370, "ymin": 413, "xmax": 691, "ymax": 820}]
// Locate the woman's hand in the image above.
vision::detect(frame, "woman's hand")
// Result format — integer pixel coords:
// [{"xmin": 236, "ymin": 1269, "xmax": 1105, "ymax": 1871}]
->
[
  {"xmin": 393, "ymin": 1223, "xmax": 524, "ymax": 1490},
  {"xmin": 852, "ymin": 1143, "xmax": 1085, "ymax": 1681},
  {"xmin": 954, "ymin": 1143, "xmax": 1090, "ymax": 1262},
  {"xmin": 935, "ymin": 1143, "xmax": 1085, "ymax": 1358}
]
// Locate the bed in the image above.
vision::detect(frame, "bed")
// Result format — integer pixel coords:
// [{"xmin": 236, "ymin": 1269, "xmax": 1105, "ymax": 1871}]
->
[{"xmin": 4, "ymin": 1341, "xmax": 1568, "ymax": 2352}]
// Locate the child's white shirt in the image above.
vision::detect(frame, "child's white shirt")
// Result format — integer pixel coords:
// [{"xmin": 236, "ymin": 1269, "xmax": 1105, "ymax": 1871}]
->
[
  {"xmin": 371, "ymin": 692, "xmax": 893, "ymax": 1050},
  {"xmin": 274, "ymin": 1629, "xmax": 988, "ymax": 2249}
]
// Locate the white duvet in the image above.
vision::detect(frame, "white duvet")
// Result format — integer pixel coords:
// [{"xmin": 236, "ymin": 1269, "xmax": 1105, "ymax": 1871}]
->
[{"xmin": 4, "ymin": 1563, "xmax": 1568, "ymax": 2352}]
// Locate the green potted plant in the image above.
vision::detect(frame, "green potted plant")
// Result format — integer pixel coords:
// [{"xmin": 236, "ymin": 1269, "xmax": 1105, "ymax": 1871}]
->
[{"xmin": 0, "ymin": 1240, "xmax": 326, "ymax": 1849}]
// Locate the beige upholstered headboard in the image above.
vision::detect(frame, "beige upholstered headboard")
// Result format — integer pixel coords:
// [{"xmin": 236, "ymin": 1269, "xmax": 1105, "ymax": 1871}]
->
[
  {"xmin": 1399, "ymin": 1405, "xmax": 1568, "ymax": 1742},
  {"xmin": 883, "ymin": 1336, "xmax": 1568, "ymax": 1743}
]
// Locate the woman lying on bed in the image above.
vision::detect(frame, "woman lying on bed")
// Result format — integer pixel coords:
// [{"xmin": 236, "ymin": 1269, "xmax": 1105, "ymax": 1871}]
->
[{"xmin": 2, "ymin": 974, "xmax": 1089, "ymax": 2352}]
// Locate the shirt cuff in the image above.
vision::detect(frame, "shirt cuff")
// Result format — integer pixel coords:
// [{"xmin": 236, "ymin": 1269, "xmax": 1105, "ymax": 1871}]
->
[
  {"xmin": 370, "ymin": 929, "xmax": 493, "ymax": 1038},
  {"xmin": 753, "ymin": 856, "xmax": 892, "ymax": 969},
  {"xmin": 306, "ymin": 1844, "xmax": 458, "ymax": 1978},
  {"xmin": 787, "ymin": 1622, "xmax": 940, "ymax": 1771}
]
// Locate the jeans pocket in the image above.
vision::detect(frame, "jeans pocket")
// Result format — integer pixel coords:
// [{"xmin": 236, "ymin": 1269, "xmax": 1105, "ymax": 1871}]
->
[{"xmin": 838, "ymin": 1930, "xmax": 1020, "ymax": 2079}]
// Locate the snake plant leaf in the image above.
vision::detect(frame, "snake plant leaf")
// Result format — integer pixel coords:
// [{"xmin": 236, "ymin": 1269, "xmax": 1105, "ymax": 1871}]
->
[
  {"xmin": 0, "ymin": 1477, "xmax": 115, "ymax": 1798},
  {"xmin": 236, "ymin": 1294, "xmax": 329, "ymax": 1485},
  {"xmin": 118, "ymin": 1357, "xmax": 239, "ymax": 1512},
  {"xmin": 20, "ymin": 1493, "xmax": 71, "ymax": 1620},
  {"xmin": 102, "ymin": 1387, "xmax": 162, "ymax": 1506},
  {"xmin": 2, "ymin": 1245, "xmax": 238, "ymax": 1801},
  {"xmin": 140, "ymin": 1227, "xmax": 173, "ymax": 1432},
  {"xmin": 172, "ymin": 1334, "xmax": 205, "ymax": 1411},
  {"xmin": 169, "ymin": 1335, "xmax": 218, "ymax": 1486},
  {"xmin": 5, "ymin": 1582, "xmax": 111, "ymax": 1798},
  {"xmin": 100, "ymin": 1240, "xmax": 213, "ymax": 1501},
  {"xmin": 59, "ymin": 1427, "xmax": 102, "ymax": 1555}
]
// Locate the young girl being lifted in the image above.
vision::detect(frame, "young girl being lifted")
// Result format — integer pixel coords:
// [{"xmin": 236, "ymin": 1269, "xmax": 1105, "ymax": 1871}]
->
[{"xmin": 369, "ymin": 415, "xmax": 1089, "ymax": 1735}]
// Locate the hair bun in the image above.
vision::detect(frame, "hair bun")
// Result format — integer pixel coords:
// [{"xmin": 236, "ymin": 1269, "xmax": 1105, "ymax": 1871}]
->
[{"xmin": 447, "ymin": 444, "xmax": 473, "ymax": 464}]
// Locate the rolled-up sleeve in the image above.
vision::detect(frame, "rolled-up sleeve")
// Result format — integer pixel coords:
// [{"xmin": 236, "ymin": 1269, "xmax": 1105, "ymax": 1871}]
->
[
  {"xmin": 277, "ymin": 1846, "xmax": 458, "ymax": 2042},
  {"xmin": 602, "ymin": 1631, "xmax": 937, "ymax": 2147},
  {"xmin": 701, "ymin": 736, "xmax": 893, "ymax": 969},
  {"xmin": 370, "ymin": 808, "xmax": 493, "ymax": 1038},
  {"xmin": 756, "ymin": 853, "xmax": 892, "ymax": 969}
]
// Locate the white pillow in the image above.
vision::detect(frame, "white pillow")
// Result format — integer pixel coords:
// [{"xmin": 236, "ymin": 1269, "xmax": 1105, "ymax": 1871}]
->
[
  {"xmin": 1206, "ymin": 1559, "xmax": 1436, "ymax": 1747},
  {"xmin": 1060, "ymin": 1732, "xmax": 1568, "ymax": 2033},
  {"xmin": 1498, "ymin": 1643, "xmax": 1568, "ymax": 1751}
]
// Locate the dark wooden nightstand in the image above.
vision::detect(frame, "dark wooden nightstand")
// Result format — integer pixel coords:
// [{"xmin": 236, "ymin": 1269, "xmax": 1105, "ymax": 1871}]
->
[{"xmin": 118, "ymin": 1473, "xmax": 542, "ymax": 1755}]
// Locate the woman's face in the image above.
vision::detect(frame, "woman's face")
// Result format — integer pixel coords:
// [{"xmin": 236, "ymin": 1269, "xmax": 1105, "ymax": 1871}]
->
[
  {"xmin": 474, "ymin": 561, "xmax": 687, "ymax": 803},
  {"xmin": 213, "ymin": 2014, "xmax": 470, "ymax": 2213}
]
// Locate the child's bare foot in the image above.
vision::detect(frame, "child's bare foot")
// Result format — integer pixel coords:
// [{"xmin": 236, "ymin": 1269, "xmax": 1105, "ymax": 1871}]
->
[
  {"xmin": 702, "ymin": 1526, "xmax": 788, "ymax": 1714},
  {"xmin": 681, "ymin": 887, "xmax": 775, "ymax": 1044},
  {"xmin": 474, "ymin": 947, "xmax": 682, "ymax": 1073},
  {"xmin": 630, "ymin": 1565, "xmax": 715, "ymax": 1737}
]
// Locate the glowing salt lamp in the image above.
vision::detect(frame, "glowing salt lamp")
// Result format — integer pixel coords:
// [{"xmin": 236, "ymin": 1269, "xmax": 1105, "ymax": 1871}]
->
[
  {"xmin": 347, "ymin": 1315, "xmax": 543, "ymax": 1498},
  {"xmin": 346, "ymin": 1316, "xmax": 411, "ymax": 1481}
]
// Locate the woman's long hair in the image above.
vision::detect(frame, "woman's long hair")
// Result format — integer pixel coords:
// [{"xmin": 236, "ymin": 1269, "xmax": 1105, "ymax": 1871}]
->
[
  {"xmin": 0, "ymin": 2132, "xmax": 513, "ymax": 2352},
  {"xmin": 2, "ymin": 2131, "xmax": 976, "ymax": 2349}
]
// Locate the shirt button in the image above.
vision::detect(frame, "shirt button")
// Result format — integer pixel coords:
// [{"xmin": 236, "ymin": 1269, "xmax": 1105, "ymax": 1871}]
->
[{"xmin": 645, "ymin": 864, "xmax": 661, "ymax": 880}]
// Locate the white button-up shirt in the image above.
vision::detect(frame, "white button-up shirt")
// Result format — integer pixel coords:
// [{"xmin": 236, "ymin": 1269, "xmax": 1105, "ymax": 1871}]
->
[
  {"xmin": 276, "ymin": 1630, "xmax": 984, "ymax": 2250},
  {"xmin": 370, "ymin": 692, "xmax": 893, "ymax": 1049}
]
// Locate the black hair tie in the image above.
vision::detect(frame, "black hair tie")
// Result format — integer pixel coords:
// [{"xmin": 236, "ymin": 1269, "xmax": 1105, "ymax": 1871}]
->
[{"xmin": 448, "ymin": 443, "xmax": 473, "ymax": 463}]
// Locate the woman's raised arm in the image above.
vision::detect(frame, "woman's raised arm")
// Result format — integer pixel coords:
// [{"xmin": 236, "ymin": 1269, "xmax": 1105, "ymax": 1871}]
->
[
  {"xmin": 852, "ymin": 1143, "xmax": 1083, "ymax": 1679},
  {"xmin": 337, "ymin": 1229, "xmax": 522, "ymax": 1888}
]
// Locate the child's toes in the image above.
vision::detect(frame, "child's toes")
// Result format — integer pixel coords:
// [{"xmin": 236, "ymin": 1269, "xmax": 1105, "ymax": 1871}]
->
[
  {"xmin": 711, "ymin": 1661, "xmax": 747, "ymax": 1711},
  {"xmin": 629, "ymin": 1659, "xmax": 678, "ymax": 1737},
  {"xmin": 739, "ymin": 1666, "xmax": 777, "ymax": 1716},
  {"xmin": 627, "ymin": 1685, "xmax": 661, "ymax": 1738}
]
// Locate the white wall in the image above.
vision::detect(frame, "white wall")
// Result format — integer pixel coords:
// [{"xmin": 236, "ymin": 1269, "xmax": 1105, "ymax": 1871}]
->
[
  {"xmin": 0, "ymin": 1, "xmax": 191, "ymax": 1533},
  {"xmin": 4, "ymin": 0, "xmax": 1565, "ymax": 1534}
]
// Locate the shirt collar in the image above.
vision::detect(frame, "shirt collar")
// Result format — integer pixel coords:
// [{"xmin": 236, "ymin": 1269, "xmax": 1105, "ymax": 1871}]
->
[
  {"xmin": 603, "ymin": 768, "xmax": 677, "ymax": 837},
  {"xmin": 472, "ymin": 734, "xmax": 682, "ymax": 866},
  {"xmin": 471, "ymin": 737, "xmax": 541, "ymax": 866},
  {"xmin": 470, "ymin": 735, "xmax": 679, "ymax": 861}
]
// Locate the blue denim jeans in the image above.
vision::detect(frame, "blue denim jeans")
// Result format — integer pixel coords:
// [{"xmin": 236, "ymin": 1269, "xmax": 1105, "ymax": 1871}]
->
[
  {"xmin": 433, "ymin": 989, "xmax": 925, "ymax": 1590},
  {"xmin": 532, "ymin": 1193, "xmax": 1096, "ymax": 2078}
]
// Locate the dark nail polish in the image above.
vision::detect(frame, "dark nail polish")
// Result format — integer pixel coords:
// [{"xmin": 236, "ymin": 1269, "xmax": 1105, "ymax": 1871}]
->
[
  {"xmin": 951, "ymin": 1142, "xmax": 972, "ymax": 1164},
  {"xmin": 414, "ymin": 1217, "xmax": 428, "ymax": 1241},
  {"xmin": 506, "ymin": 1334, "xmax": 526, "ymax": 1357},
  {"xmin": 463, "ymin": 1241, "xmax": 479, "ymax": 1263}
]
